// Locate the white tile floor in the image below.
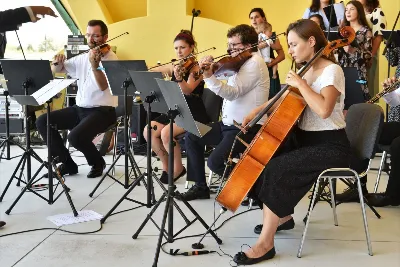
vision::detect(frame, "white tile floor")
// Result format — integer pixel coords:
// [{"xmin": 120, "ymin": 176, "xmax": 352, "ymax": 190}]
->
[{"xmin": 0, "ymin": 145, "xmax": 399, "ymax": 267}]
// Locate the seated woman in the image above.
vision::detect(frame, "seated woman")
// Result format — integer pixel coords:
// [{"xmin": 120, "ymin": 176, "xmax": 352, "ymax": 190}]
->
[
  {"xmin": 232, "ymin": 19, "xmax": 351, "ymax": 265},
  {"xmin": 145, "ymin": 30, "xmax": 208, "ymax": 184}
]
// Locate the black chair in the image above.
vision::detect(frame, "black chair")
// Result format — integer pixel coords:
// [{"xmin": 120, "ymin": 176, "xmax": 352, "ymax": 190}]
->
[
  {"xmin": 298, "ymin": 103, "xmax": 384, "ymax": 258},
  {"xmin": 183, "ymin": 88, "xmax": 223, "ymax": 188}
]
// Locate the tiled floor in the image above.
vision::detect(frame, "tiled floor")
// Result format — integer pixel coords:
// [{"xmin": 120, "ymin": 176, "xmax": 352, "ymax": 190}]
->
[{"xmin": 1, "ymin": 145, "xmax": 399, "ymax": 267}]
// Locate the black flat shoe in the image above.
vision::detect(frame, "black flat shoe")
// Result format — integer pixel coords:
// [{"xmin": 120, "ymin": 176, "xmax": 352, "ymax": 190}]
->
[
  {"xmin": 254, "ymin": 218, "xmax": 295, "ymax": 234},
  {"xmin": 87, "ymin": 161, "xmax": 106, "ymax": 178},
  {"xmin": 42, "ymin": 163, "xmax": 78, "ymax": 178},
  {"xmin": 233, "ymin": 247, "xmax": 276, "ymax": 265},
  {"xmin": 160, "ymin": 167, "xmax": 186, "ymax": 184}
]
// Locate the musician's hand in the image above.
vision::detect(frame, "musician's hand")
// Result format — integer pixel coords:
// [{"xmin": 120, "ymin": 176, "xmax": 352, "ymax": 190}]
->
[
  {"xmin": 53, "ymin": 54, "xmax": 66, "ymax": 65},
  {"xmin": 199, "ymin": 55, "xmax": 214, "ymax": 78},
  {"xmin": 173, "ymin": 64, "xmax": 185, "ymax": 81},
  {"xmin": 30, "ymin": 6, "xmax": 57, "ymax": 21},
  {"xmin": 286, "ymin": 70, "xmax": 305, "ymax": 89},
  {"xmin": 89, "ymin": 47, "xmax": 101, "ymax": 68},
  {"xmin": 382, "ymin": 76, "xmax": 398, "ymax": 88},
  {"xmin": 258, "ymin": 41, "xmax": 268, "ymax": 49},
  {"xmin": 241, "ymin": 109, "xmax": 258, "ymax": 131}
]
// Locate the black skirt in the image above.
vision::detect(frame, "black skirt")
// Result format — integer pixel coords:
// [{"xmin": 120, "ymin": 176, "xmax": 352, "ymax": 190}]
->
[{"xmin": 251, "ymin": 128, "xmax": 351, "ymax": 218}]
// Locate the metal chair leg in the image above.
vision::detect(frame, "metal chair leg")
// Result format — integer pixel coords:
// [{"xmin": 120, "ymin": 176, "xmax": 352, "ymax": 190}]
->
[
  {"xmin": 374, "ymin": 151, "xmax": 387, "ymax": 193},
  {"xmin": 298, "ymin": 178, "xmax": 321, "ymax": 258},
  {"xmin": 111, "ymin": 126, "xmax": 118, "ymax": 176},
  {"xmin": 356, "ymin": 177, "xmax": 373, "ymax": 256},
  {"xmin": 207, "ymin": 170, "xmax": 214, "ymax": 186},
  {"xmin": 329, "ymin": 178, "xmax": 338, "ymax": 226}
]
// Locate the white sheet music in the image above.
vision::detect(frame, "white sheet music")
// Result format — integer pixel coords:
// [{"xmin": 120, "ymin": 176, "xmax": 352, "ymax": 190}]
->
[
  {"xmin": 31, "ymin": 78, "xmax": 76, "ymax": 105},
  {"xmin": 47, "ymin": 210, "xmax": 103, "ymax": 226}
]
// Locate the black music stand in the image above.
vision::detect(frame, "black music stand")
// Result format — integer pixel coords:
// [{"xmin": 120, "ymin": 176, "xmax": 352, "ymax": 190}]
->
[
  {"xmin": 382, "ymin": 30, "xmax": 400, "ymax": 78},
  {"xmin": 0, "ymin": 89, "xmax": 25, "ymax": 161},
  {"xmin": 1, "ymin": 73, "xmax": 78, "ymax": 216},
  {"xmin": 89, "ymin": 60, "xmax": 147, "ymax": 197},
  {"xmin": 97, "ymin": 71, "xmax": 171, "ymax": 224},
  {"xmin": 132, "ymin": 79, "xmax": 221, "ymax": 267},
  {"xmin": 0, "ymin": 60, "xmax": 49, "ymax": 203}
]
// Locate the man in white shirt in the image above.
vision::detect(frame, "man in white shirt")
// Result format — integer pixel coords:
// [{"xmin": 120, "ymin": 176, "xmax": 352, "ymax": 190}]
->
[
  {"xmin": 178, "ymin": 24, "xmax": 270, "ymax": 201},
  {"xmin": 337, "ymin": 76, "xmax": 400, "ymax": 207},
  {"xmin": 36, "ymin": 20, "xmax": 118, "ymax": 178}
]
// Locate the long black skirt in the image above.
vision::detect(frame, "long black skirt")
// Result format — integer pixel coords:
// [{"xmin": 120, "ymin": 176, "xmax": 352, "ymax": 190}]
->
[{"xmin": 251, "ymin": 128, "xmax": 351, "ymax": 218}]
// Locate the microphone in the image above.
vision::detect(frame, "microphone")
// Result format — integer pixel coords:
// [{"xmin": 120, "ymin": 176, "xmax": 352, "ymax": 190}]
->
[{"xmin": 181, "ymin": 250, "xmax": 215, "ymax": 256}]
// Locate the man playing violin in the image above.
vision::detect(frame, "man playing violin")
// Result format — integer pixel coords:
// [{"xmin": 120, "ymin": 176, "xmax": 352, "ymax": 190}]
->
[
  {"xmin": 36, "ymin": 20, "xmax": 118, "ymax": 178},
  {"xmin": 177, "ymin": 24, "xmax": 270, "ymax": 201}
]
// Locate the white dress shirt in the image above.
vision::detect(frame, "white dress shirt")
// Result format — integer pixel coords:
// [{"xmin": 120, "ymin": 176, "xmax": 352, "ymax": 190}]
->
[
  {"xmin": 382, "ymin": 87, "xmax": 400, "ymax": 107},
  {"xmin": 204, "ymin": 52, "xmax": 270, "ymax": 126},
  {"xmin": 56, "ymin": 50, "xmax": 118, "ymax": 108}
]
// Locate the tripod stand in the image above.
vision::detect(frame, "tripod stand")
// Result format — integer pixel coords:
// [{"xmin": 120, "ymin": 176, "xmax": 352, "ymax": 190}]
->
[
  {"xmin": 90, "ymin": 78, "xmax": 158, "ymax": 222},
  {"xmin": 132, "ymin": 79, "xmax": 221, "ymax": 267},
  {"xmin": 0, "ymin": 90, "xmax": 24, "ymax": 161},
  {"xmin": 5, "ymin": 98, "xmax": 77, "ymax": 215},
  {"xmin": 90, "ymin": 79, "xmax": 142, "ymax": 196},
  {"xmin": 89, "ymin": 60, "xmax": 148, "ymax": 195},
  {"xmin": 0, "ymin": 79, "xmax": 45, "ymax": 203}
]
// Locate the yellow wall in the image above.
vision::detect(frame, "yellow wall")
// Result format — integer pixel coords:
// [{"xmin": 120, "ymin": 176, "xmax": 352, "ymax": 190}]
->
[{"xmin": 61, "ymin": 0, "xmax": 399, "ymax": 89}]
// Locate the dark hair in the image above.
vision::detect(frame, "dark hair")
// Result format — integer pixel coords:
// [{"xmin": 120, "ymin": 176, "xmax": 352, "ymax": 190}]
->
[
  {"xmin": 309, "ymin": 14, "xmax": 326, "ymax": 31},
  {"xmin": 286, "ymin": 19, "xmax": 336, "ymax": 63},
  {"xmin": 364, "ymin": 0, "xmax": 380, "ymax": 13},
  {"xmin": 87, "ymin": 20, "xmax": 108, "ymax": 35},
  {"xmin": 310, "ymin": 0, "xmax": 336, "ymax": 12},
  {"xmin": 227, "ymin": 24, "xmax": 258, "ymax": 52},
  {"xmin": 173, "ymin": 30, "xmax": 197, "ymax": 53},
  {"xmin": 248, "ymin": 8, "xmax": 266, "ymax": 20},
  {"xmin": 343, "ymin": 1, "xmax": 371, "ymax": 29}
]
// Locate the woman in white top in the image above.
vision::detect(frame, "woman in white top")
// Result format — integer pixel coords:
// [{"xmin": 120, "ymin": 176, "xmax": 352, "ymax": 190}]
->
[
  {"xmin": 232, "ymin": 19, "xmax": 351, "ymax": 265},
  {"xmin": 303, "ymin": 0, "xmax": 336, "ymax": 30}
]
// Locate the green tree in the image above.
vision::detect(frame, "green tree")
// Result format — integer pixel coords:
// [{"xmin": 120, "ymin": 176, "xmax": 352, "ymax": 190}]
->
[
  {"xmin": 38, "ymin": 36, "xmax": 57, "ymax": 52},
  {"xmin": 27, "ymin": 44, "xmax": 35, "ymax": 52}
]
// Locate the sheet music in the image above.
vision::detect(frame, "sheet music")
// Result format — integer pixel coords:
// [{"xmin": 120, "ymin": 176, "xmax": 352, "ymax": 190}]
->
[{"xmin": 31, "ymin": 79, "xmax": 76, "ymax": 105}]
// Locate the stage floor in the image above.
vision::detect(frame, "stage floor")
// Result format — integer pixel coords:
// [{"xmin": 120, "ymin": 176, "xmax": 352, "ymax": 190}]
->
[{"xmin": 1, "ymin": 145, "xmax": 399, "ymax": 267}]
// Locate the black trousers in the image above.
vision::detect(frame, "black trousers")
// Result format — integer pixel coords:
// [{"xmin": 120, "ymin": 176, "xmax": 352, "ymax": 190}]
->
[
  {"xmin": 36, "ymin": 105, "xmax": 116, "ymax": 166},
  {"xmin": 185, "ymin": 121, "xmax": 261, "ymax": 186}
]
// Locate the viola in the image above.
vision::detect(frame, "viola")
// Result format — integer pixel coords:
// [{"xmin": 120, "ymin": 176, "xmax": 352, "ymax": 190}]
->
[{"xmin": 216, "ymin": 26, "xmax": 356, "ymax": 213}]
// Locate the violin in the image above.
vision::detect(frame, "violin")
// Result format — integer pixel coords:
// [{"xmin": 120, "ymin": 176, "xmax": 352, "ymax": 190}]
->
[
  {"xmin": 174, "ymin": 55, "xmax": 199, "ymax": 79},
  {"xmin": 52, "ymin": 32, "xmax": 128, "ymax": 66},
  {"xmin": 201, "ymin": 33, "xmax": 285, "ymax": 78}
]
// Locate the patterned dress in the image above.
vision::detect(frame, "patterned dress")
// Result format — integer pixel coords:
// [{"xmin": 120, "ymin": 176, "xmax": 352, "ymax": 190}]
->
[
  {"xmin": 385, "ymin": 47, "xmax": 400, "ymax": 122},
  {"xmin": 338, "ymin": 26, "xmax": 373, "ymax": 100}
]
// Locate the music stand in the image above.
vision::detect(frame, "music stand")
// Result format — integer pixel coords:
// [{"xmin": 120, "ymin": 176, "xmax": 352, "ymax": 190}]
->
[
  {"xmin": 96, "ymin": 71, "xmax": 171, "ymax": 224},
  {"xmin": 0, "ymin": 60, "xmax": 50, "ymax": 202},
  {"xmin": 89, "ymin": 60, "xmax": 147, "ymax": 197},
  {"xmin": 132, "ymin": 79, "xmax": 221, "ymax": 267},
  {"xmin": 2, "ymin": 76, "xmax": 78, "ymax": 216}
]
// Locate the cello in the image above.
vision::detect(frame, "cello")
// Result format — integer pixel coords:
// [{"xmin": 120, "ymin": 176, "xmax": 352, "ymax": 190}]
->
[{"xmin": 216, "ymin": 26, "xmax": 356, "ymax": 213}]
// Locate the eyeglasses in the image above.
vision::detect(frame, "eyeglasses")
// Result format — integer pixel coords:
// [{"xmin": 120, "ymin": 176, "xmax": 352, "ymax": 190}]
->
[
  {"xmin": 85, "ymin": 34, "xmax": 103, "ymax": 39},
  {"xmin": 227, "ymin": 42, "xmax": 243, "ymax": 49}
]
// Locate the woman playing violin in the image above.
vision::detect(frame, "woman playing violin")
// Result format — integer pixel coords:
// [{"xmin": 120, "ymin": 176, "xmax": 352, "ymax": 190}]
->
[
  {"xmin": 232, "ymin": 19, "xmax": 351, "ymax": 265},
  {"xmin": 145, "ymin": 30, "xmax": 208, "ymax": 184}
]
